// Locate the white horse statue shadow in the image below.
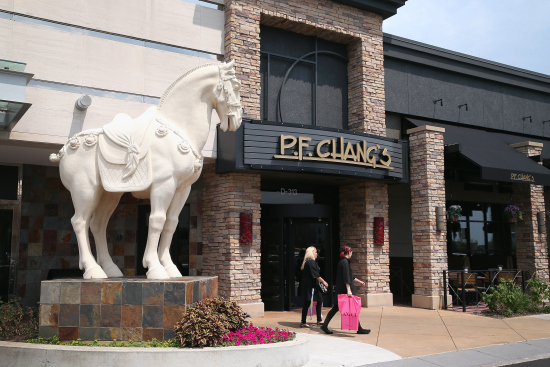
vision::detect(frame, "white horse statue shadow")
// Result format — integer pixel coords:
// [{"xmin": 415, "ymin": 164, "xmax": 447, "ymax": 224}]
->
[{"xmin": 49, "ymin": 61, "xmax": 242, "ymax": 279}]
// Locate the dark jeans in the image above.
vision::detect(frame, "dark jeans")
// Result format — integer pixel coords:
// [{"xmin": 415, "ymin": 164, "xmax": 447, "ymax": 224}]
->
[
  {"xmin": 301, "ymin": 299, "xmax": 323, "ymax": 324},
  {"xmin": 323, "ymin": 301, "xmax": 364, "ymax": 330}
]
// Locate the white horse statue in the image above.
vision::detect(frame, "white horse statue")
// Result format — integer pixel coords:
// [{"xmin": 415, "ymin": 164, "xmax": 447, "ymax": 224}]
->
[{"xmin": 49, "ymin": 61, "xmax": 242, "ymax": 279}]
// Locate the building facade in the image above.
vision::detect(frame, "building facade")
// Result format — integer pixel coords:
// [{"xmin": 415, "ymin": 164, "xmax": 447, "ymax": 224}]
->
[{"xmin": 1, "ymin": 0, "xmax": 550, "ymax": 319}]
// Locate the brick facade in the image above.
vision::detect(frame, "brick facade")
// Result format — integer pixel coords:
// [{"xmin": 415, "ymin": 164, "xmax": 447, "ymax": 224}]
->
[
  {"xmin": 339, "ymin": 182, "xmax": 390, "ymax": 294},
  {"xmin": 224, "ymin": 0, "xmax": 385, "ymax": 133},
  {"xmin": 408, "ymin": 126, "xmax": 448, "ymax": 308},
  {"xmin": 510, "ymin": 142, "xmax": 550, "ymax": 282},
  {"xmin": 221, "ymin": 0, "xmax": 389, "ymax": 308},
  {"xmin": 201, "ymin": 163, "xmax": 262, "ymax": 304}
]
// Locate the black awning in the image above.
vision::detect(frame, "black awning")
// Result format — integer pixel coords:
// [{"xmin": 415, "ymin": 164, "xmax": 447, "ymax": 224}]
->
[{"xmin": 407, "ymin": 118, "xmax": 550, "ymax": 186}]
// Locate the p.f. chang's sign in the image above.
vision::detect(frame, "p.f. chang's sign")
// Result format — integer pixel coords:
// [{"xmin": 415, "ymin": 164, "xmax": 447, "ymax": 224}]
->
[{"xmin": 273, "ymin": 135, "xmax": 394, "ymax": 170}]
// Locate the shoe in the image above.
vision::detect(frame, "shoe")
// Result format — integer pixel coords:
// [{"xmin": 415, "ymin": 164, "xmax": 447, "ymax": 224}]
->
[
  {"xmin": 357, "ymin": 328, "xmax": 371, "ymax": 334},
  {"xmin": 320, "ymin": 325, "xmax": 333, "ymax": 334},
  {"xmin": 300, "ymin": 323, "xmax": 313, "ymax": 328}
]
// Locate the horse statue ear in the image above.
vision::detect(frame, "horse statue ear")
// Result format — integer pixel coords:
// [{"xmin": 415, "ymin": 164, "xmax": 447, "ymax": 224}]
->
[{"xmin": 224, "ymin": 59, "xmax": 235, "ymax": 69}]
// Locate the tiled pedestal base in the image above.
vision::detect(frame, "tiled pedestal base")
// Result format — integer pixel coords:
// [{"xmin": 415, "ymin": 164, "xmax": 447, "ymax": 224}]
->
[{"xmin": 38, "ymin": 276, "xmax": 218, "ymax": 341}]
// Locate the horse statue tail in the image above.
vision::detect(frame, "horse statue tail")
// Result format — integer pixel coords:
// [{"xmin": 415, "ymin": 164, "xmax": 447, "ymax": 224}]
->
[{"xmin": 49, "ymin": 147, "xmax": 65, "ymax": 163}]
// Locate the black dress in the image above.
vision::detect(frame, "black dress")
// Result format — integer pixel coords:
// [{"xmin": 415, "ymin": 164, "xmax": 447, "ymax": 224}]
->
[
  {"xmin": 300, "ymin": 259, "xmax": 323, "ymax": 324},
  {"xmin": 335, "ymin": 258, "xmax": 356, "ymax": 296},
  {"xmin": 322, "ymin": 258, "xmax": 364, "ymax": 330}
]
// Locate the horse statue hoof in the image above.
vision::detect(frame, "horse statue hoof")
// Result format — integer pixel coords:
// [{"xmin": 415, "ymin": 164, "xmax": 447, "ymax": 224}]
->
[
  {"xmin": 146, "ymin": 264, "xmax": 171, "ymax": 280},
  {"xmin": 83, "ymin": 264, "xmax": 109, "ymax": 279},
  {"xmin": 164, "ymin": 263, "xmax": 183, "ymax": 278},
  {"xmin": 100, "ymin": 262, "xmax": 124, "ymax": 278}
]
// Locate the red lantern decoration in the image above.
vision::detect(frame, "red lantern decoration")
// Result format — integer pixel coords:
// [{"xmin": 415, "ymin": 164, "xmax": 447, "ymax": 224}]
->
[
  {"xmin": 240, "ymin": 212, "xmax": 252, "ymax": 244},
  {"xmin": 374, "ymin": 217, "xmax": 384, "ymax": 245}
]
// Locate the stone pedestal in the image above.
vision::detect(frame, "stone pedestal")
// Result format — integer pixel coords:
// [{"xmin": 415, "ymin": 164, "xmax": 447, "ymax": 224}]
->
[{"xmin": 38, "ymin": 276, "xmax": 217, "ymax": 341}]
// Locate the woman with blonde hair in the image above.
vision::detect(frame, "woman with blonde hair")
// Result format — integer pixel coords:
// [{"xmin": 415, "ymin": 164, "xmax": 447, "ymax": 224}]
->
[{"xmin": 300, "ymin": 246, "xmax": 328, "ymax": 328}]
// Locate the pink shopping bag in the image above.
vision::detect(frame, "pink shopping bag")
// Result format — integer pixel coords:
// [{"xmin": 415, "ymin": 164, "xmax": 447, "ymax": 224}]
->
[
  {"xmin": 309, "ymin": 301, "xmax": 323, "ymax": 317},
  {"xmin": 338, "ymin": 294, "xmax": 361, "ymax": 331}
]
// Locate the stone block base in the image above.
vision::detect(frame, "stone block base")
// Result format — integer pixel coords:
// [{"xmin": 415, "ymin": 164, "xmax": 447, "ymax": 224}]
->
[
  {"xmin": 38, "ymin": 276, "xmax": 218, "ymax": 341},
  {"xmin": 412, "ymin": 294, "xmax": 451, "ymax": 310},
  {"xmin": 358, "ymin": 293, "xmax": 393, "ymax": 308},
  {"xmin": 239, "ymin": 302, "xmax": 264, "ymax": 318}
]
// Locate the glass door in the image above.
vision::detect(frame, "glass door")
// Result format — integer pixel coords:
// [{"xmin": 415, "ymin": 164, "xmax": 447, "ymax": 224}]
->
[
  {"xmin": 261, "ymin": 204, "xmax": 333, "ymax": 311},
  {"xmin": 287, "ymin": 217, "xmax": 331, "ymax": 309},
  {"xmin": 0, "ymin": 209, "xmax": 13, "ymax": 302}
]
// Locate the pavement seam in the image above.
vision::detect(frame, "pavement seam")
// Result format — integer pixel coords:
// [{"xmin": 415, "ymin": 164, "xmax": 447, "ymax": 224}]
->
[
  {"xmin": 375, "ymin": 306, "xmax": 384, "ymax": 347},
  {"xmin": 437, "ymin": 309, "xmax": 459, "ymax": 353},
  {"xmin": 501, "ymin": 318, "xmax": 527, "ymax": 341}
]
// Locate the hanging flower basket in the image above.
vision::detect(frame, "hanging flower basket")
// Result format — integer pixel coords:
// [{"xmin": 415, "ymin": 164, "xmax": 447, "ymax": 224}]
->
[
  {"xmin": 446, "ymin": 205, "xmax": 462, "ymax": 222},
  {"xmin": 504, "ymin": 205, "xmax": 522, "ymax": 223}
]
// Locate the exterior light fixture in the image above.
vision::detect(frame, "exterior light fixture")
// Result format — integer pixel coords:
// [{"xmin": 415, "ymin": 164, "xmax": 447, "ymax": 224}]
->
[
  {"xmin": 522, "ymin": 116, "xmax": 532, "ymax": 123},
  {"xmin": 240, "ymin": 212, "xmax": 252, "ymax": 244},
  {"xmin": 436, "ymin": 207, "xmax": 445, "ymax": 231},
  {"xmin": 433, "ymin": 99, "xmax": 443, "ymax": 106},
  {"xmin": 75, "ymin": 94, "xmax": 92, "ymax": 110},
  {"xmin": 537, "ymin": 211, "xmax": 545, "ymax": 233},
  {"xmin": 374, "ymin": 217, "xmax": 384, "ymax": 245},
  {"xmin": 458, "ymin": 103, "xmax": 468, "ymax": 111}
]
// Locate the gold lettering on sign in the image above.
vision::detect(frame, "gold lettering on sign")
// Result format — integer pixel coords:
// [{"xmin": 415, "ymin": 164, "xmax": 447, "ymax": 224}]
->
[
  {"xmin": 510, "ymin": 173, "xmax": 535, "ymax": 182},
  {"xmin": 280, "ymin": 135, "xmax": 297, "ymax": 155},
  {"xmin": 273, "ymin": 134, "xmax": 394, "ymax": 170}
]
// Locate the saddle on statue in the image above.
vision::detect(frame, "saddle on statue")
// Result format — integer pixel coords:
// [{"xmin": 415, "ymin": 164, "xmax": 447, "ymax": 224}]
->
[{"xmin": 98, "ymin": 106, "xmax": 157, "ymax": 192}]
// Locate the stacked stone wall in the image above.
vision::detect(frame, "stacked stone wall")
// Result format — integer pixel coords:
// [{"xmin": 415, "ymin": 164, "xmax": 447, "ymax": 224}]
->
[
  {"xmin": 340, "ymin": 182, "xmax": 390, "ymax": 293},
  {"xmin": 224, "ymin": 0, "xmax": 385, "ymax": 134},
  {"xmin": 201, "ymin": 163, "xmax": 261, "ymax": 302},
  {"xmin": 511, "ymin": 143, "xmax": 549, "ymax": 282},
  {"xmin": 408, "ymin": 127, "xmax": 448, "ymax": 296}
]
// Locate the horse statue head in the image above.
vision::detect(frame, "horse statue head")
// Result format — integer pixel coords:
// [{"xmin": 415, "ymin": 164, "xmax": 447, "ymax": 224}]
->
[{"xmin": 214, "ymin": 60, "xmax": 243, "ymax": 132}]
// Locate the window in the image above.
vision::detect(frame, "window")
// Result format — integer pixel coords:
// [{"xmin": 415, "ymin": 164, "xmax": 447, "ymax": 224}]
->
[
  {"xmin": 260, "ymin": 26, "xmax": 348, "ymax": 129},
  {"xmin": 447, "ymin": 202, "xmax": 514, "ymax": 259}
]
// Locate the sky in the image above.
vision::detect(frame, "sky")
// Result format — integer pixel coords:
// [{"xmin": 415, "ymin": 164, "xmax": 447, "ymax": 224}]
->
[{"xmin": 383, "ymin": 0, "xmax": 550, "ymax": 76}]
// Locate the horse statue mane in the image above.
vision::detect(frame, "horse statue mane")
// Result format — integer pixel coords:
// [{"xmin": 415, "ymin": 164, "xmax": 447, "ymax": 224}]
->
[{"xmin": 48, "ymin": 61, "xmax": 242, "ymax": 280}]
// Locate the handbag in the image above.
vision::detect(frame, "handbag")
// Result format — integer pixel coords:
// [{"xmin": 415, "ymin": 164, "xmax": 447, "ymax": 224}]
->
[{"xmin": 318, "ymin": 280, "xmax": 327, "ymax": 294}]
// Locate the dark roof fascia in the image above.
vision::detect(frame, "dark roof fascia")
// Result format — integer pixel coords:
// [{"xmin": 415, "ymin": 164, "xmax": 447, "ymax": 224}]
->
[
  {"xmin": 332, "ymin": 0, "xmax": 407, "ymax": 19},
  {"xmin": 384, "ymin": 33, "xmax": 550, "ymax": 95}
]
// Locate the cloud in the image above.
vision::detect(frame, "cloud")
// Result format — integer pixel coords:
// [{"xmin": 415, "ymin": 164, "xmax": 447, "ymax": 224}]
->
[{"xmin": 384, "ymin": 0, "xmax": 550, "ymax": 76}]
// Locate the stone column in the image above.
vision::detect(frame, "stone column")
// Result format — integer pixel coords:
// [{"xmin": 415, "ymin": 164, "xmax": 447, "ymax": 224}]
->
[
  {"xmin": 340, "ymin": 182, "xmax": 392, "ymax": 307},
  {"xmin": 201, "ymin": 163, "xmax": 263, "ymax": 317},
  {"xmin": 408, "ymin": 126, "xmax": 448, "ymax": 309},
  {"xmin": 510, "ymin": 142, "xmax": 549, "ymax": 282}
]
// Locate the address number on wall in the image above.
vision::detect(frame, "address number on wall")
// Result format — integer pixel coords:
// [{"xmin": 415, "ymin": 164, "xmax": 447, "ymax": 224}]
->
[{"xmin": 280, "ymin": 188, "xmax": 298, "ymax": 195}]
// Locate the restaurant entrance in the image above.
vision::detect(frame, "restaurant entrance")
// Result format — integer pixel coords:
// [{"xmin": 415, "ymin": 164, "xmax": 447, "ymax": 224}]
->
[{"xmin": 261, "ymin": 204, "xmax": 333, "ymax": 311}]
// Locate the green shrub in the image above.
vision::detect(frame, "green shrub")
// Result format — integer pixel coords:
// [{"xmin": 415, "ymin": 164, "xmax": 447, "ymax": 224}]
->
[
  {"xmin": 526, "ymin": 277, "xmax": 550, "ymax": 313},
  {"xmin": 482, "ymin": 279, "xmax": 530, "ymax": 317},
  {"xmin": 0, "ymin": 298, "xmax": 38, "ymax": 339},
  {"xmin": 173, "ymin": 297, "xmax": 250, "ymax": 348}
]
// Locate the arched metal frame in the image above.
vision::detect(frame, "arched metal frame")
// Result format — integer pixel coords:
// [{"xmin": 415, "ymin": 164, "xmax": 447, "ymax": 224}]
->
[
  {"xmin": 260, "ymin": 30, "xmax": 349, "ymax": 128},
  {"xmin": 276, "ymin": 50, "xmax": 348, "ymax": 124}
]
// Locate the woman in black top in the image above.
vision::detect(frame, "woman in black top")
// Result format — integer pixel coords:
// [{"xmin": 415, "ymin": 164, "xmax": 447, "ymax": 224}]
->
[
  {"xmin": 320, "ymin": 245, "xmax": 370, "ymax": 334},
  {"xmin": 300, "ymin": 246, "xmax": 328, "ymax": 328}
]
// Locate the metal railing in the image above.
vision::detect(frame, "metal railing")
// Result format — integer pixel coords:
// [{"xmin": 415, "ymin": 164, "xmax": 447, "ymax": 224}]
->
[{"xmin": 443, "ymin": 269, "xmax": 535, "ymax": 312}]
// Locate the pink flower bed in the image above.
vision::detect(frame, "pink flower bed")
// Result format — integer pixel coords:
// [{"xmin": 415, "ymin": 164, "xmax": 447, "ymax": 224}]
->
[{"xmin": 217, "ymin": 324, "xmax": 296, "ymax": 347}]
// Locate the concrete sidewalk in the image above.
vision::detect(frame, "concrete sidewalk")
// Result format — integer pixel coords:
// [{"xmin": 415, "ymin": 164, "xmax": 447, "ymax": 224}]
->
[{"xmin": 249, "ymin": 307, "xmax": 550, "ymax": 366}]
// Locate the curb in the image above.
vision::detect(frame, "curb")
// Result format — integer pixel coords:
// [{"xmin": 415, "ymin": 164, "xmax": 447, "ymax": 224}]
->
[{"xmin": 0, "ymin": 334, "xmax": 309, "ymax": 367}]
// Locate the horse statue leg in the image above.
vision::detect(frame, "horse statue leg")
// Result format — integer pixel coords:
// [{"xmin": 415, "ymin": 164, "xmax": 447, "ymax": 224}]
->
[
  {"xmin": 157, "ymin": 186, "xmax": 192, "ymax": 277},
  {"xmin": 70, "ymin": 181, "xmax": 108, "ymax": 279},
  {"xmin": 142, "ymin": 181, "xmax": 176, "ymax": 280},
  {"xmin": 89, "ymin": 191, "xmax": 124, "ymax": 277}
]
